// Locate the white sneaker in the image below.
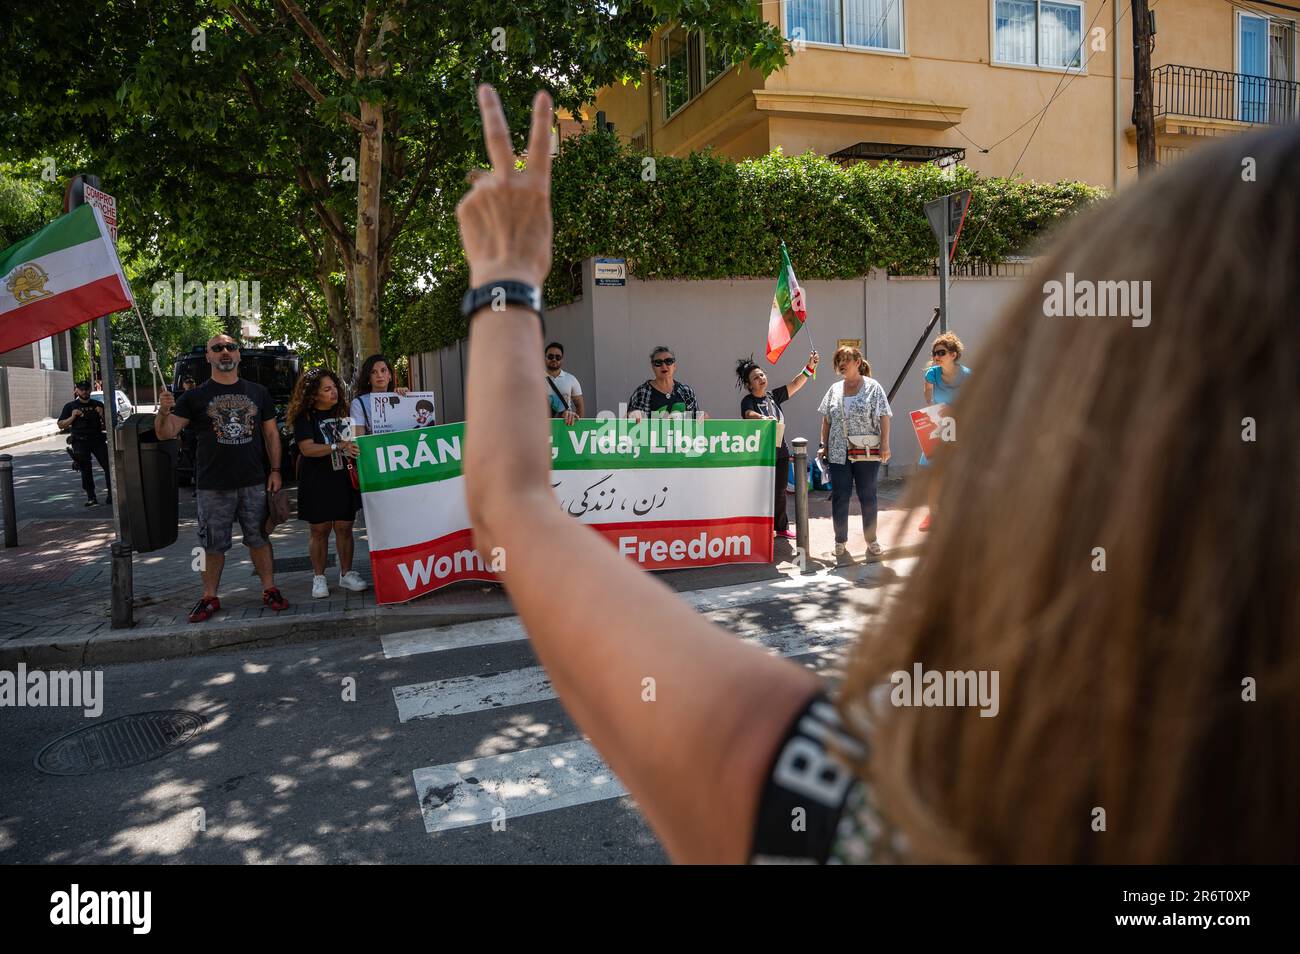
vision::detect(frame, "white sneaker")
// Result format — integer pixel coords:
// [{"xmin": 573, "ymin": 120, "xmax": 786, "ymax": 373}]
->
[
  {"xmin": 832, "ymin": 543, "xmax": 848, "ymax": 558},
  {"xmin": 311, "ymin": 575, "xmax": 329, "ymax": 599},
  {"xmin": 867, "ymin": 540, "xmax": 884, "ymax": 556},
  {"xmin": 338, "ymin": 570, "xmax": 368, "ymax": 592}
]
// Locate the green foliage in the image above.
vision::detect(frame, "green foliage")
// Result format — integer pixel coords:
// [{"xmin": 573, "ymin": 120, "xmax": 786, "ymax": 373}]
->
[
  {"xmin": 391, "ymin": 134, "xmax": 1105, "ymax": 353},
  {"xmin": 0, "ymin": 0, "xmax": 789, "ymax": 375}
]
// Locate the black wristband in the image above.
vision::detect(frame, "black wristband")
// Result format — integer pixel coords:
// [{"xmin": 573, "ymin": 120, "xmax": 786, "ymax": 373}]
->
[
  {"xmin": 461, "ymin": 280, "xmax": 545, "ymax": 330},
  {"xmin": 749, "ymin": 693, "xmax": 866, "ymax": 864}
]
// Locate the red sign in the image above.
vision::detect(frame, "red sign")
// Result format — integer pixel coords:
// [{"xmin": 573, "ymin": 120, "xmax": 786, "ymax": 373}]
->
[
  {"xmin": 82, "ymin": 183, "xmax": 118, "ymax": 243},
  {"xmin": 910, "ymin": 404, "xmax": 947, "ymax": 460}
]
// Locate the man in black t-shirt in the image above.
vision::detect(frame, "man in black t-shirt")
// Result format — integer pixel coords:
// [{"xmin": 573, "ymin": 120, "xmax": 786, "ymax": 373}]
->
[
  {"xmin": 58, "ymin": 381, "xmax": 112, "ymax": 507},
  {"xmin": 154, "ymin": 335, "xmax": 289, "ymax": 623}
]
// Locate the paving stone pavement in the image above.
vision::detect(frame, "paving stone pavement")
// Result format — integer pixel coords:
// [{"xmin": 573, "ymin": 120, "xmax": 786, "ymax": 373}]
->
[{"xmin": 1, "ymin": 473, "xmax": 924, "ymax": 665}]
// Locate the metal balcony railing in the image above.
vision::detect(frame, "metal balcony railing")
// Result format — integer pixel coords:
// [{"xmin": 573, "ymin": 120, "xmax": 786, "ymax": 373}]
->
[{"xmin": 1152, "ymin": 64, "xmax": 1300, "ymax": 126}]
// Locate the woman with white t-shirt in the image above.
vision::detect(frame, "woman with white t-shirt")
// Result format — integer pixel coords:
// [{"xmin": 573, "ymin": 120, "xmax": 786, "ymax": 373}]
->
[
  {"xmin": 349, "ymin": 354, "xmax": 409, "ymax": 435},
  {"xmin": 818, "ymin": 345, "xmax": 893, "ymax": 559}
]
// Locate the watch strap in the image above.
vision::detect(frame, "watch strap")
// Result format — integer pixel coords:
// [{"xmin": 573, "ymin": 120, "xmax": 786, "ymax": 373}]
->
[{"xmin": 461, "ymin": 280, "xmax": 545, "ymax": 326}]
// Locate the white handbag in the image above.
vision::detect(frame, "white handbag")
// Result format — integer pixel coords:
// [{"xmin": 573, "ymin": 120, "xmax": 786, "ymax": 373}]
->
[{"xmin": 840, "ymin": 385, "xmax": 881, "ymax": 461}]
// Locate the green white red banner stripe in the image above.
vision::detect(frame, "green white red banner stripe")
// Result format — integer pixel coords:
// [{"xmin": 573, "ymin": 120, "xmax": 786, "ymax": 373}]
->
[
  {"xmin": 359, "ymin": 420, "xmax": 777, "ymax": 604},
  {"xmin": 0, "ymin": 205, "xmax": 133, "ymax": 354}
]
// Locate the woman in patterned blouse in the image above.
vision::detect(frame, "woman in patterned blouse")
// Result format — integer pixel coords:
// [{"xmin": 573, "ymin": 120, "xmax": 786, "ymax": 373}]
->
[{"xmin": 817, "ymin": 345, "xmax": 893, "ymax": 558}]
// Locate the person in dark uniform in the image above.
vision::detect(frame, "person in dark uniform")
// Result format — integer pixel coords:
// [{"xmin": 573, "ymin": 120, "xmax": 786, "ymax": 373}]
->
[{"xmin": 57, "ymin": 381, "xmax": 111, "ymax": 507}]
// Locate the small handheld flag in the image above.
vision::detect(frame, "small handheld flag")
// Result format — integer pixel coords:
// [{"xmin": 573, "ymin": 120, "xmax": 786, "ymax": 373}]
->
[{"xmin": 766, "ymin": 243, "xmax": 807, "ymax": 365}]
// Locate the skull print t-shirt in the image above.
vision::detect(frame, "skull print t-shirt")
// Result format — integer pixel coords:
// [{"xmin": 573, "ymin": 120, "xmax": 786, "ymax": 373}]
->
[{"xmin": 175, "ymin": 378, "xmax": 278, "ymax": 490}]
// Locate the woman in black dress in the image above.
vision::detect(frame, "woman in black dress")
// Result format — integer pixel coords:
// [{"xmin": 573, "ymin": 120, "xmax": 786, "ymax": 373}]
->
[
  {"xmin": 286, "ymin": 368, "xmax": 368, "ymax": 599},
  {"xmin": 737, "ymin": 350, "xmax": 819, "ymax": 542}
]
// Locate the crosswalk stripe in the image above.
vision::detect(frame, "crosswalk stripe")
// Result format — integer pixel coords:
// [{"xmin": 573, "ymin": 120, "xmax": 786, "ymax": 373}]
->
[
  {"xmin": 394, "ymin": 616, "xmax": 863, "ymax": 723},
  {"xmin": 398, "ymin": 557, "xmax": 918, "ymax": 835},
  {"xmin": 381, "ymin": 556, "xmax": 916, "ymax": 660},
  {"xmin": 412, "ymin": 740, "xmax": 628, "ymax": 833}
]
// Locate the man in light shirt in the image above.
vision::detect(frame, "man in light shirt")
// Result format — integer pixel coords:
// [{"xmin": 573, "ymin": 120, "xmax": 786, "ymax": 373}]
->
[{"xmin": 545, "ymin": 341, "xmax": 583, "ymax": 425}]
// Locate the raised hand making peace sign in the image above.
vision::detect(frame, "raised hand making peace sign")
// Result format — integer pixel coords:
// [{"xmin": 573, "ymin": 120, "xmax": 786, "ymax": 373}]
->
[{"xmin": 456, "ymin": 86, "xmax": 555, "ymax": 291}]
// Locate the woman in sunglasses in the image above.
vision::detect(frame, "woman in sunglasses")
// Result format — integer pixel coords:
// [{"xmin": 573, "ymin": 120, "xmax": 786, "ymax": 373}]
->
[
  {"xmin": 626, "ymin": 346, "xmax": 707, "ymax": 422},
  {"xmin": 918, "ymin": 332, "xmax": 971, "ymax": 531}
]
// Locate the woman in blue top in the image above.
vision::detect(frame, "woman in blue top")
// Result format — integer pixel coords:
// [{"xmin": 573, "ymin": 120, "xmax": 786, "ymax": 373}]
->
[{"xmin": 919, "ymin": 332, "xmax": 971, "ymax": 530}]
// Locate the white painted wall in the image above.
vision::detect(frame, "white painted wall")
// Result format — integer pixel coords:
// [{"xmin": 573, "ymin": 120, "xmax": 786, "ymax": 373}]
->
[{"xmin": 420, "ymin": 261, "xmax": 1027, "ymax": 472}]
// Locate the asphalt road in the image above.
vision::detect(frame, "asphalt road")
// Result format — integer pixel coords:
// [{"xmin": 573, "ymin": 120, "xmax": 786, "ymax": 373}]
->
[{"xmin": 0, "ymin": 562, "xmax": 909, "ymax": 864}]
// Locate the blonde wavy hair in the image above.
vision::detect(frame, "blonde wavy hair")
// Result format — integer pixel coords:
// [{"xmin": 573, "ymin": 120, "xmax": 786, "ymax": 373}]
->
[{"xmin": 836, "ymin": 125, "xmax": 1300, "ymax": 864}]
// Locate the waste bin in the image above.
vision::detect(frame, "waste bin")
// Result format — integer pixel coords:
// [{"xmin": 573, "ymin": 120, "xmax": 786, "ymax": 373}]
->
[{"xmin": 116, "ymin": 413, "xmax": 179, "ymax": 552}]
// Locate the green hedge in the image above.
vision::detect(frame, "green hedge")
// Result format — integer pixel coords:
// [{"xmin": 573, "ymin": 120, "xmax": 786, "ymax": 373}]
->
[{"xmin": 388, "ymin": 132, "xmax": 1105, "ymax": 355}]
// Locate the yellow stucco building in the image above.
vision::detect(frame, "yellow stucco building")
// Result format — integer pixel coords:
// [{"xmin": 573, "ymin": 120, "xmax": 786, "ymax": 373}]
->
[{"xmin": 591, "ymin": 0, "xmax": 1299, "ymax": 188}]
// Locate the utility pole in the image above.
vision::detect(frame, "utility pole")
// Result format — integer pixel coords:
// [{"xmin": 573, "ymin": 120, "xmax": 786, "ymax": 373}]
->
[{"xmin": 1132, "ymin": 0, "xmax": 1157, "ymax": 175}]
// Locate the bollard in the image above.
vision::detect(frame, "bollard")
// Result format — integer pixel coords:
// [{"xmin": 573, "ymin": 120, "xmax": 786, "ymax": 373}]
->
[
  {"xmin": 0, "ymin": 454, "xmax": 16, "ymax": 548},
  {"xmin": 111, "ymin": 541, "xmax": 134, "ymax": 629},
  {"xmin": 791, "ymin": 438, "xmax": 809, "ymax": 571}
]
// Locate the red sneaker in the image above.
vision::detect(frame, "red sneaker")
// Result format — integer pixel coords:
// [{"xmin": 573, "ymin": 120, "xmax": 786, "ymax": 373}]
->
[
  {"xmin": 919, "ymin": 512, "xmax": 932, "ymax": 532},
  {"xmin": 262, "ymin": 587, "xmax": 289, "ymax": 612},
  {"xmin": 188, "ymin": 596, "xmax": 221, "ymax": 624}
]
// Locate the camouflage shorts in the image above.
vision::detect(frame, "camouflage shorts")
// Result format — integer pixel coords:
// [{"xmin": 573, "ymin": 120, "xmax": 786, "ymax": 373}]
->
[{"xmin": 196, "ymin": 484, "xmax": 269, "ymax": 553}]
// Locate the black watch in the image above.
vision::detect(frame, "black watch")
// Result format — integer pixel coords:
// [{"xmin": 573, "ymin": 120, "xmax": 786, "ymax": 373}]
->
[{"xmin": 460, "ymin": 280, "xmax": 545, "ymax": 327}]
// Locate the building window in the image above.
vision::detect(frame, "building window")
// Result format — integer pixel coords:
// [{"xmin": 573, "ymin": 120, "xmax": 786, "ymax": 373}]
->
[
  {"xmin": 994, "ymin": 0, "xmax": 1083, "ymax": 70},
  {"xmin": 786, "ymin": 0, "xmax": 904, "ymax": 53},
  {"xmin": 1238, "ymin": 11, "xmax": 1297, "ymax": 123},
  {"xmin": 661, "ymin": 29, "xmax": 732, "ymax": 120},
  {"xmin": 38, "ymin": 336, "xmax": 55, "ymax": 370}
]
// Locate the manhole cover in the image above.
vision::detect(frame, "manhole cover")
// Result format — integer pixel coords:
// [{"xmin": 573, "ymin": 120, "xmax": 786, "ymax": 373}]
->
[{"xmin": 35, "ymin": 710, "xmax": 206, "ymax": 776}]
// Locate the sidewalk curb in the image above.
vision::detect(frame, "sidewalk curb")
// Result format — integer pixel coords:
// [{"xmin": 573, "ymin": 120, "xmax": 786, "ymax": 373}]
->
[
  {"xmin": 1, "ymin": 543, "xmax": 925, "ymax": 670},
  {"xmin": 0, "ymin": 424, "xmax": 60, "ymax": 451},
  {"xmin": 0, "ymin": 602, "xmax": 518, "ymax": 669}
]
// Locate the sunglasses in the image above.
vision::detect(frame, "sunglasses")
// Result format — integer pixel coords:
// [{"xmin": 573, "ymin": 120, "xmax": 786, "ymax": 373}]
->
[
  {"xmin": 210, "ymin": 343, "xmax": 239, "ymax": 353},
  {"xmin": 545, "ymin": 353, "xmax": 563, "ymax": 361},
  {"xmin": 652, "ymin": 357, "xmax": 676, "ymax": 367},
  {"xmin": 932, "ymin": 349, "xmax": 949, "ymax": 358}
]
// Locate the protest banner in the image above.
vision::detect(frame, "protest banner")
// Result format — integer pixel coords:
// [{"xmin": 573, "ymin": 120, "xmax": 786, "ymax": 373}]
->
[
  {"xmin": 363, "ymin": 391, "xmax": 437, "ymax": 433},
  {"xmin": 358, "ymin": 418, "xmax": 776, "ymax": 604}
]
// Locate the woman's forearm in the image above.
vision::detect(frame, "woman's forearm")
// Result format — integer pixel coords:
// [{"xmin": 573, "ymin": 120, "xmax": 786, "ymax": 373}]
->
[
  {"xmin": 463, "ymin": 308, "xmax": 553, "ymax": 549},
  {"xmin": 456, "ymin": 86, "xmax": 821, "ymax": 863}
]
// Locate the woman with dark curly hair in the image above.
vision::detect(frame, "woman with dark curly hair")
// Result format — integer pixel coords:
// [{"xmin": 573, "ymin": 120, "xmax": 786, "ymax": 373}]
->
[
  {"xmin": 736, "ymin": 350, "xmax": 820, "ymax": 541},
  {"xmin": 286, "ymin": 368, "xmax": 367, "ymax": 598}
]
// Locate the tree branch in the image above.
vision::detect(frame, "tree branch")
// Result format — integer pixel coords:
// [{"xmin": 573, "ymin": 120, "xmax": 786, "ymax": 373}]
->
[
  {"xmin": 229, "ymin": 2, "xmax": 364, "ymax": 132},
  {"xmin": 380, "ymin": 145, "xmax": 437, "ymax": 260},
  {"xmin": 354, "ymin": 2, "xmax": 378, "ymax": 78},
  {"xmin": 296, "ymin": 165, "xmax": 354, "ymax": 256},
  {"xmin": 275, "ymin": 0, "xmax": 353, "ymax": 79}
]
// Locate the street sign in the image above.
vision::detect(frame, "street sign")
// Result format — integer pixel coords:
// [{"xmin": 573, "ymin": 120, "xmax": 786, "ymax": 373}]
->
[
  {"xmin": 594, "ymin": 257, "xmax": 626, "ymax": 286},
  {"xmin": 924, "ymin": 190, "xmax": 972, "ymax": 263},
  {"xmin": 82, "ymin": 183, "xmax": 118, "ymax": 243},
  {"xmin": 125, "ymin": 355, "xmax": 141, "ymax": 369}
]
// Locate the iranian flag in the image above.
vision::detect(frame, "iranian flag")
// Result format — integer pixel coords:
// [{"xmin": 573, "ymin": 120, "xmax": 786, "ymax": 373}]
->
[
  {"xmin": 766, "ymin": 243, "xmax": 807, "ymax": 364},
  {"xmin": 0, "ymin": 204, "xmax": 133, "ymax": 354}
]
